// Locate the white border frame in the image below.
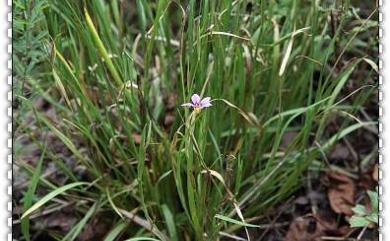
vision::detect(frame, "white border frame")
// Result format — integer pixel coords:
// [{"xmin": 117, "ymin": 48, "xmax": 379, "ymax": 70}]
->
[
  {"xmin": 2, "ymin": 0, "xmax": 385, "ymax": 240},
  {"xmin": 381, "ymin": 0, "xmax": 388, "ymax": 239},
  {"xmin": 0, "ymin": 0, "xmax": 11, "ymax": 240}
]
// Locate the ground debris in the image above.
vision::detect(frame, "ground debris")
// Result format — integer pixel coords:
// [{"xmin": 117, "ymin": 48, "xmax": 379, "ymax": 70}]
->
[
  {"xmin": 372, "ymin": 164, "xmax": 378, "ymax": 182},
  {"xmin": 284, "ymin": 214, "xmax": 349, "ymax": 241},
  {"xmin": 325, "ymin": 171, "xmax": 356, "ymax": 216}
]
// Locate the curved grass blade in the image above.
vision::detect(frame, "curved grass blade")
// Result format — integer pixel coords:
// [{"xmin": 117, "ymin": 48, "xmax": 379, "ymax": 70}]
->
[
  {"xmin": 215, "ymin": 214, "xmax": 260, "ymax": 228},
  {"xmin": 124, "ymin": 238, "xmax": 161, "ymax": 241},
  {"xmin": 21, "ymin": 182, "xmax": 89, "ymax": 219},
  {"xmin": 103, "ymin": 221, "xmax": 128, "ymax": 241},
  {"xmin": 21, "ymin": 147, "xmax": 46, "ymax": 241},
  {"xmin": 161, "ymin": 204, "xmax": 178, "ymax": 241},
  {"xmin": 61, "ymin": 202, "xmax": 98, "ymax": 241}
]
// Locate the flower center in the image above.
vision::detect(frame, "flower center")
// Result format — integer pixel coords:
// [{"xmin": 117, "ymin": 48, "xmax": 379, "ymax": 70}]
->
[{"xmin": 194, "ymin": 107, "xmax": 202, "ymax": 113}]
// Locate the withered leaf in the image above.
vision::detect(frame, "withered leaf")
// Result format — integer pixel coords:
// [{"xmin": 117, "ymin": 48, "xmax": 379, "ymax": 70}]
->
[
  {"xmin": 132, "ymin": 133, "xmax": 142, "ymax": 144},
  {"xmin": 372, "ymin": 164, "xmax": 378, "ymax": 182},
  {"xmin": 327, "ymin": 171, "xmax": 356, "ymax": 216},
  {"xmin": 284, "ymin": 214, "xmax": 341, "ymax": 241}
]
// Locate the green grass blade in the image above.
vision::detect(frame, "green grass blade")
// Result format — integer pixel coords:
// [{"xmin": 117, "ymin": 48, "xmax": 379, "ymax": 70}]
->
[
  {"xmin": 21, "ymin": 182, "xmax": 89, "ymax": 219},
  {"xmin": 21, "ymin": 147, "xmax": 46, "ymax": 241},
  {"xmin": 61, "ymin": 202, "xmax": 99, "ymax": 241},
  {"xmin": 161, "ymin": 204, "xmax": 178, "ymax": 241},
  {"xmin": 124, "ymin": 238, "xmax": 161, "ymax": 241},
  {"xmin": 215, "ymin": 214, "xmax": 260, "ymax": 228},
  {"xmin": 103, "ymin": 221, "xmax": 128, "ymax": 241},
  {"xmin": 84, "ymin": 8, "xmax": 122, "ymax": 86}
]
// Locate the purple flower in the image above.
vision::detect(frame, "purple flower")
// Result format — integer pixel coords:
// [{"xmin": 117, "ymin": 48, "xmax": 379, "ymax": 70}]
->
[{"xmin": 181, "ymin": 94, "xmax": 212, "ymax": 110}]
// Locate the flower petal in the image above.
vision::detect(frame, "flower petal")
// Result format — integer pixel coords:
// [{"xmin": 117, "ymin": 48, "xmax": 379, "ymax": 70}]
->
[
  {"xmin": 181, "ymin": 103, "xmax": 194, "ymax": 107},
  {"xmin": 191, "ymin": 94, "xmax": 201, "ymax": 104},
  {"xmin": 201, "ymin": 102, "xmax": 212, "ymax": 108},
  {"xmin": 200, "ymin": 97, "xmax": 211, "ymax": 106}
]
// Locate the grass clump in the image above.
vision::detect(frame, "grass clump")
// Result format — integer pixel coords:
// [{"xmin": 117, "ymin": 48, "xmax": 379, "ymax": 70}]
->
[{"xmin": 13, "ymin": 0, "xmax": 378, "ymax": 240}]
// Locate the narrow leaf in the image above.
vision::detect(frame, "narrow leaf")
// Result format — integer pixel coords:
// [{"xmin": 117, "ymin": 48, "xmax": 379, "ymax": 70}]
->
[{"xmin": 21, "ymin": 182, "xmax": 88, "ymax": 219}]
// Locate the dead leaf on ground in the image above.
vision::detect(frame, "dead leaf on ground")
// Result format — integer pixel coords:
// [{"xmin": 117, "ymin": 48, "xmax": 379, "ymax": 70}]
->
[
  {"xmin": 326, "ymin": 171, "xmax": 356, "ymax": 216},
  {"xmin": 45, "ymin": 212, "xmax": 78, "ymax": 231},
  {"xmin": 372, "ymin": 164, "xmax": 378, "ymax": 182},
  {"xmin": 360, "ymin": 171, "xmax": 377, "ymax": 191},
  {"xmin": 284, "ymin": 217, "xmax": 320, "ymax": 241},
  {"xmin": 284, "ymin": 214, "xmax": 347, "ymax": 241},
  {"xmin": 132, "ymin": 133, "xmax": 141, "ymax": 144},
  {"xmin": 79, "ymin": 215, "xmax": 110, "ymax": 241}
]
